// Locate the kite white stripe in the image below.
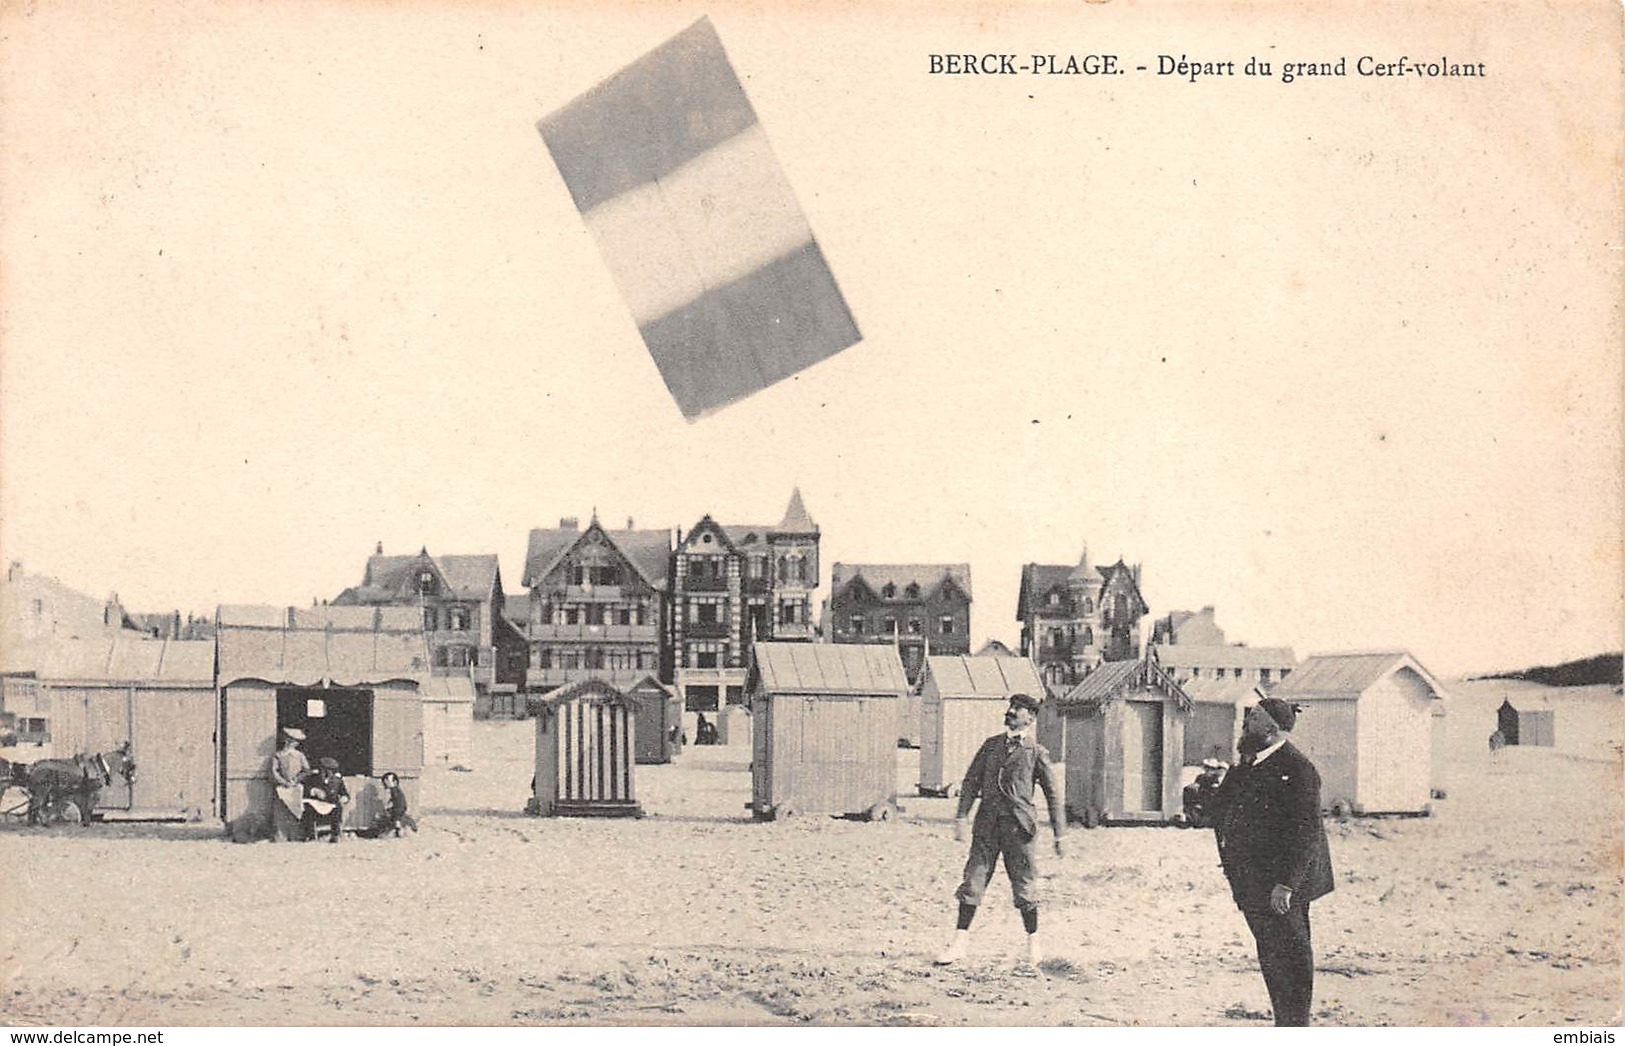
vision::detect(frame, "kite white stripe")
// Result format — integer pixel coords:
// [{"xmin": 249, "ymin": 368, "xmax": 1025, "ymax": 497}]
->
[{"xmin": 581, "ymin": 123, "xmax": 815, "ymax": 326}]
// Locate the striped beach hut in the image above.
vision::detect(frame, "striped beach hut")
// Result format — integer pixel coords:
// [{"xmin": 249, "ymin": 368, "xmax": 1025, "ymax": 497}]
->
[
  {"xmin": 526, "ymin": 678, "xmax": 643, "ymax": 817},
  {"xmin": 917, "ymin": 653, "xmax": 1046, "ymax": 796},
  {"xmin": 1270, "ymin": 650, "xmax": 1447, "ymax": 815},
  {"xmin": 748, "ymin": 642, "xmax": 908, "ymax": 821}
]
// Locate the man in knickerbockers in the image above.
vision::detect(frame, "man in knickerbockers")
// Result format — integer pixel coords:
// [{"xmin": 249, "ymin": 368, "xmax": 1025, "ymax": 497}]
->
[{"xmin": 935, "ymin": 691, "xmax": 1065, "ymax": 968}]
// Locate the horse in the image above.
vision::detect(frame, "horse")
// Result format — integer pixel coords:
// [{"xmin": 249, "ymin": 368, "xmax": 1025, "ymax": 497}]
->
[{"xmin": 22, "ymin": 743, "xmax": 136, "ymax": 826}]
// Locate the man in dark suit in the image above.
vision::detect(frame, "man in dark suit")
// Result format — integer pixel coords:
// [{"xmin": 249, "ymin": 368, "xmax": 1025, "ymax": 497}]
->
[
  {"xmin": 935, "ymin": 692, "xmax": 1065, "ymax": 968},
  {"xmin": 1208, "ymin": 695, "xmax": 1335, "ymax": 1026}
]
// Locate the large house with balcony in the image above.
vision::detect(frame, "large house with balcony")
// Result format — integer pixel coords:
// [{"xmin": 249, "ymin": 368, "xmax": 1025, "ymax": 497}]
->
[
  {"xmin": 517, "ymin": 516, "xmax": 671, "ymax": 692},
  {"xmin": 826, "ymin": 563, "xmax": 972, "ymax": 685},
  {"xmin": 332, "ymin": 545, "xmax": 527, "ymax": 697},
  {"xmin": 670, "ymin": 489, "xmax": 820, "ymax": 712},
  {"xmin": 1017, "ymin": 546, "xmax": 1148, "ymax": 692}
]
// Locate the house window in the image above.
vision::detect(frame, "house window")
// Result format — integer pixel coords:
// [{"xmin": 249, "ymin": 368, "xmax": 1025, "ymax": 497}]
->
[
  {"xmin": 1081, "ymin": 626, "xmax": 1094, "ymax": 645},
  {"xmin": 905, "ymin": 583, "xmax": 920, "ymax": 599},
  {"xmin": 850, "ymin": 615, "xmax": 866, "ymax": 634},
  {"xmin": 939, "ymin": 615, "xmax": 954, "ymax": 635},
  {"xmin": 423, "ymin": 607, "xmax": 437, "ymax": 631},
  {"xmin": 636, "ymin": 603, "xmax": 647, "ymax": 626},
  {"xmin": 780, "ymin": 601, "xmax": 802, "ymax": 626},
  {"xmin": 882, "ymin": 616, "xmax": 897, "ymax": 634},
  {"xmin": 586, "ymin": 648, "xmax": 605, "ymax": 669},
  {"xmin": 1259, "ymin": 668, "xmax": 1272, "ymax": 684},
  {"xmin": 696, "ymin": 651, "xmax": 719, "ymax": 669},
  {"xmin": 882, "ymin": 583, "xmax": 896, "ymax": 599},
  {"xmin": 586, "ymin": 604, "xmax": 605, "ymax": 625},
  {"xmin": 537, "ymin": 647, "xmax": 552, "ymax": 669},
  {"xmin": 564, "ymin": 607, "xmax": 580, "ymax": 625},
  {"xmin": 440, "ymin": 646, "xmax": 472, "ymax": 668},
  {"xmin": 1047, "ymin": 591, "xmax": 1060, "ymax": 607},
  {"xmin": 695, "ymin": 603, "xmax": 718, "ymax": 625},
  {"xmin": 447, "ymin": 606, "xmax": 470, "ymax": 631},
  {"xmin": 777, "ymin": 559, "xmax": 789, "ymax": 582},
  {"xmin": 1083, "ymin": 598, "xmax": 1094, "ymax": 614},
  {"xmin": 417, "ymin": 571, "xmax": 437, "ymax": 597},
  {"xmin": 797, "ymin": 558, "xmax": 809, "ymax": 583},
  {"xmin": 1189, "ymin": 667, "xmax": 1200, "ymax": 678},
  {"xmin": 907, "ymin": 618, "xmax": 922, "ymax": 635},
  {"xmin": 617, "ymin": 607, "xmax": 632, "ymax": 626}
]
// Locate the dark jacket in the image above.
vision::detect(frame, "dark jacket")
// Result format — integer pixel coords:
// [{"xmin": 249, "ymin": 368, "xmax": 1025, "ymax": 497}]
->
[
  {"xmin": 1209, "ymin": 740, "xmax": 1334, "ymax": 911},
  {"xmin": 955, "ymin": 733, "xmax": 1065, "ymax": 839}
]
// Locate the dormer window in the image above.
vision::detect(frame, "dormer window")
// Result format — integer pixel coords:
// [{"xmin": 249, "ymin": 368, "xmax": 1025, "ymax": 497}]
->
[
  {"xmin": 1047, "ymin": 591, "xmax": 1060, "ymax": 606},
  {"xmin": 905, "ymin": 583, "xmax": 920, "ymax": 599},
  {"xmin": 417, "ymin": 571, "xmax": 437, "ymax": 597},
  {"xmin": 882, "ymin": 583, "xmax": 897, "ymax": 599}
]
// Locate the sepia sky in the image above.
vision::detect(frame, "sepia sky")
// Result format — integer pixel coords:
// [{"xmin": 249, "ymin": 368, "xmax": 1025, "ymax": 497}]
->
[{"xmin": 1, "ymin": 2, "xmax": 1618, "ymax": 679}]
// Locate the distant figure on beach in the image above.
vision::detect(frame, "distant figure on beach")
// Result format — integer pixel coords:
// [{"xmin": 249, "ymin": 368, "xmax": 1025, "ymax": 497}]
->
[
  {"xmin": 1204, "ymin": 697, "xmax": 1334, "ymax": 1027},
  {"xmin": 695, "ymin": 713, "xmax": 718, "ymax": 746},
  {"xmin": 1488, "ymin": 729, "xmax": 1506, "ymax": 757},
  {"xmin": 267, "ymin": 727, "xmax": 310, "ymax": 843},
  {"xmin": 934, "ymin": 692, "xmax": 1065, "ymax": 969},
  {"xmin": 358, "ymin": 771, "xmax": 418, "ymax": 838}
]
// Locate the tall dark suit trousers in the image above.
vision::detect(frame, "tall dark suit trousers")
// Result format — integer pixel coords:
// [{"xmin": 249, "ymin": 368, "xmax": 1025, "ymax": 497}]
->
[{"xmin": 1243, "ymin": 903, "xmax": 1314, "ymax": 1027}]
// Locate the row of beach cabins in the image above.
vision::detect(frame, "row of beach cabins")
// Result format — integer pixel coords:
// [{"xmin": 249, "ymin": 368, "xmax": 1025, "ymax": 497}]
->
[{"xmin": 0, "ymin": 599, "xmax": 1457, "ymax": 831}]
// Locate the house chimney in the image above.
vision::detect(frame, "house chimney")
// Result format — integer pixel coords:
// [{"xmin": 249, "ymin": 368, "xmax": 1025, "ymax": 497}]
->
[
  {"xmin": 560, "ymin": 517, "xmax": 578, "ymax": 530},
  {"xmin": 376, "ymin": 541, "xmax": 384, "ymax": 555},
  {"xmin": 627, "ymin": 517, "xmax": 635, "ymax": 530}
]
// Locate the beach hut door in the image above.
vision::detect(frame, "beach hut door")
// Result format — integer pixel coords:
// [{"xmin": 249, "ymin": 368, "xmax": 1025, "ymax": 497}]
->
[{"xmin": 1122, "ymin": 701, "xmax": 1163, "ymax": 813}]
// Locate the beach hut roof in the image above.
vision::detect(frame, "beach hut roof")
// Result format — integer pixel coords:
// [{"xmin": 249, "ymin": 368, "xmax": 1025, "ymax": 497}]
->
[
  {"xmin": 14, "ymin": 635, "xmax": 214, "ymax": 684},
  {"xmin": 524, "ymin": 677, "xmax": 642, "ymax": 715},
  {"xmin": 1055, "ymin": 657, "xmax": 1192, "ymax": 711},
  {"xmin": 1270, "ymin": 650, "xmax": 1446, "ymax": 701},
  {"xmin": 923, "ymin": 654, "xmax": 1045, "ymax": 700},
  {"xmin": 751, "ymin": 642, "xmax": 908, "ymax": 696},
  {"xmin": 217, "ymin": 605, "xmax": 429, "ymax": 686}
]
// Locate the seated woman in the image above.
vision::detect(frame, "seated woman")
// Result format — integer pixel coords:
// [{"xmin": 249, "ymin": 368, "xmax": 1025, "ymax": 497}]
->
[{"xmin": 357, "ymin": 771, "xmax": 418, "ymax": 838}]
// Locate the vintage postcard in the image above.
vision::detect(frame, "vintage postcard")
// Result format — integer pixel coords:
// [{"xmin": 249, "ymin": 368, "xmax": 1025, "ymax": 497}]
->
[{"xmin": 0, "ymin": 0, "xmax": 1619, "ymax": 1033}]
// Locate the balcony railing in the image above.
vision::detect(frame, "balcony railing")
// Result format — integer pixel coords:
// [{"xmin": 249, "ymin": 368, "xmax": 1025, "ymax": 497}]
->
[
  {"xmin": 528, "ymin": 622, "xmax": 658, "ymax": 642},
  {"xmin": 772, "ymin": 622, "xmax": 816, "ymax": 640},
  {"xmin": 527, "ymin": 666, "xmax": 654, "ymax": 688},
  {"xmin": 682, "ymin": 574, "xmax": 729, "ymax": 592},
  {"xmin": 683, "ymin": 620, "xmax": 731, "ymax": 639}
]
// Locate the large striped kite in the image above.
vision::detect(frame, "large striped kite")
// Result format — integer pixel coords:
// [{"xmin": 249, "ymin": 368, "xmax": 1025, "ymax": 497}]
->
[{"xmin": 539, "ymin": 18, "xmax": 861, "ymax": 420}]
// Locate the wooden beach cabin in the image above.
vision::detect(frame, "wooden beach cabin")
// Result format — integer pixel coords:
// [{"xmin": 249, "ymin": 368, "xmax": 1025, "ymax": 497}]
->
[
  {"xmin": 419, "ymin": 674, "xmax": 476, "ymax": 771},
  {"xmin": 217, "ymin": 605, "xmax": 427, "ymax": 833},
  {"xmin": 1179, "ymin": 676, "xmax": 1260, "ymax": 767},
  {"xmin": 526, "ymin": 678, "xmax": 643, "ymax": 817},
  {"xmin": 1270, "ymin": 650, "xmax": 1447, "ymax": 815},
  {"xmin": 918, "ymin": 653, "xmax": 1046, "ymax": 796},
  {"xmin": 1497, "ymin": 696, "xmax": 1555, "ymax": 747},
  {"xmin": 629, "ymin": 674, "xmax": 680, "ymax": 765},
  {"xmin": 13, "ymin": 634, "xmax": 216, "ymax": 820},
  {"xmin": 1041, "ymin": 655, "xmax": 1191, "ymax": 826},
  {"xmin": 748, "ymin": 641, "xmax": 908, "ymax": 821}
]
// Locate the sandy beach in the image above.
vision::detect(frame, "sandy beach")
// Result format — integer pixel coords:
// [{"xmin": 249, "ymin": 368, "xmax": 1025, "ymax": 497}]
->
[{"xmin": 2, "ymin": 677, "xmax": 1619, "ymax": 1027}]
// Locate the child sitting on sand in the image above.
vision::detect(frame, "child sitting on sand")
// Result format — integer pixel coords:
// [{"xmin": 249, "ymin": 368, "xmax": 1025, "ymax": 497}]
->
[{"xmin": 357, "ymin": 771, "xmax": 418, "ymax": 838}]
